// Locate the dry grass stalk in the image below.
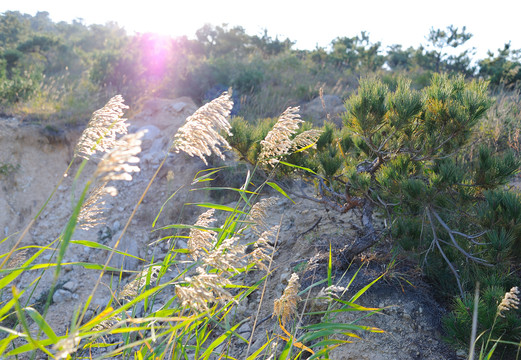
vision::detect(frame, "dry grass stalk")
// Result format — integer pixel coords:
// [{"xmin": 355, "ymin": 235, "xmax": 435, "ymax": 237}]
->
[
  {"xmin": 175, "ymin": 267, "xmax": 235, "ymax": 312},
  {"xmin": 187, "ymin": 209, "xmax": 217, "ymax": 260},
  {"xmin": 273, "ymin": 273, "xmax": 301, "ymax": 325},
  {"xmin": 259, "ymin": 107, "xmax": 303, "ymax": 166},
  {"xmin": 93, "ymin": 131, "xmax": 143, "ymax": 187},
  {"xmin": 75, "ymin": 95, "xmax": 129, "ymax": 160},
  {"xmin": 173, "ymin": 92, "xmax": 233, "ymax": 165},
  {"xmin": 498, "ymin": 286, "xmax": 520, "ymax": 317}
]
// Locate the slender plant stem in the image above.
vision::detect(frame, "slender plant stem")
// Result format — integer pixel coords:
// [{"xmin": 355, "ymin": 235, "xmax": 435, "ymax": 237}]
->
[{"xmin": 77, "ymin": 155, "xmax": 168, "ymax": 328}]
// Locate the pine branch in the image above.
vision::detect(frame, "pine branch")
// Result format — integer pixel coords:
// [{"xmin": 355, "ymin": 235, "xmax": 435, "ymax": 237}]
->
[{"xmin": 426, "ymin": 208, "xmax": 465, "ymax": 298}]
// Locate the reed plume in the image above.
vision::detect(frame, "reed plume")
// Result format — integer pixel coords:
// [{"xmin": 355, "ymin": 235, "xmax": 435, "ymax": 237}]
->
[
  {"xmin": 53, "ymin": 331, "xmax": 81, "ymax": 359},
  {"xmin": 259, "ymin": 107, "xmax": 303, "ymax": 166},
  {"xmin": 273, "ymin": 273, "xmax": 301, "ymax": 325},
  {"xmin": 118, "ymin": 266, "xmax": 161, "ymax": 301},
  {"xmin": 173, "ymin": 92, "xmax": 233, "ymax": 165},
  {"xmin": 187, "ymin": 209, "xmax": 217, "ymax": 260},
  {"xmin": 202, "ymin": 236, "xmax": 246, "ymax": 275},
  {"xmin": 247, "ymin": 197, "xmax": 279, "ymax": 233},
  {"xmin": 175, "ymin": 267, "xmax": 235, "ymax": 312},
  {"xmin": 291, "ymin": 129, "xmax": 323, "ymax": 151},
  {"xmin": 75, "ymin": 95, "xmax": 129, "ymax": 160},
  {"xmin": 498, "ymin": 286, "xmax": 520, "ymax": 317},
  {"xmin": 77, "ymin": 182, "xmax": 109, "ymax": 230},
  {"xmin": 93, "ymin": 131, "xmax": 143, "ymax": 188}
]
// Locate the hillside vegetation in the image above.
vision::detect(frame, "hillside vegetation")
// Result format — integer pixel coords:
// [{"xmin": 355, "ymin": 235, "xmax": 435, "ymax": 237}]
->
[{"xmin": 1, "ymin": 11, "xmax": 520, "ymax": 123}]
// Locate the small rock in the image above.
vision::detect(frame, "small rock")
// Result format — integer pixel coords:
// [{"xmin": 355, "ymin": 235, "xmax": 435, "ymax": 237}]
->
[
  {"xmin": 84, "ymin": 309, "xmax": 95, "ymax": 323},
  {"xmin": 53, "ymin": 289, "xmax": 73, "ymax": 303},
  {"xmin": 62, "ymin": 280, "xmax": 78, "ymax": 292},
  {"xmin": 113, "ymin": 220, "xmax": 121, "ymax": 232},
  {"xmin": 456, "ymin": 349, "xmax": 467, "ymax": 358},
  {"xmin": 138, "ymin": 125, "xmax": 161, "ymax": 141},
  {"xmin": 97, "ymin": 226, "xmax": 113, "ymax": 243},
  {"xmin": 171, "ymin": 102, "xmax": 186, "ymax": 112}
]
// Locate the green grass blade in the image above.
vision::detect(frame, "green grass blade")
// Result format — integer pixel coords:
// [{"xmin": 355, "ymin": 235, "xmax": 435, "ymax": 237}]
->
[
  {"xmin": 278, "ymin": 161, "xmax": 317, "ymax": 174},
  {"xmin": 25, "ymin": 307, "xmax": 58, "ymax": 343},
  {"xmin": 328, "ymin": 243, "xmax": 332, "ymax": 287},
  {"xmin": 247, "ymin": 339, "xmax": 271, "ymax": 360},
  {"xmin": 201, "ymin": 322, "xmax": 241, "ymax": 360},
  {"xmin": 70, "ymin": 240, "xmax": 144, "ymax": 261},
  {"xmin": 0, "ymin": 245, "xmax": 48, "ymax": 289},
  {"xmin": 152, "ymin": 186, "xmax": 183, "ymax": 228},
  {"xmin": 266, "ymin": 182, "xmax": 295, "ymax": 204},
  {"xmin": 187, "ymin": 202, "xmax": 247, "ymax": 214},
  {"xmin": 192, "ymin": 168, "xmax": 224, "ymax": 184},
  {"xmin": 349, "ymin": 274, "xmax": 384, "ymax": 303}
]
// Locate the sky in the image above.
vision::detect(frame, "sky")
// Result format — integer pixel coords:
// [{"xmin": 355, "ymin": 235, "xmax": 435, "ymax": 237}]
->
[{"xmin": 2, "ymin": 0, "xmax": 521, "ymax": 60}]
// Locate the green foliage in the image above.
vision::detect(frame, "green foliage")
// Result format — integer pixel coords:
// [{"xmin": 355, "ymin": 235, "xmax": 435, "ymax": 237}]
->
[
  {"xmin": 230, "ymin": 75, "xmax": 521, "ymax": 354},
  {"xmin": 443, "ymin": 287, "xmax": 521, "ymax": 354},
  {"xmin": 479, "ymin": 43, "xmax": 521, "ymax": 88},
  {"xmin": 1, "ymin": 11, "xmax": 519, "ymax": 126}
]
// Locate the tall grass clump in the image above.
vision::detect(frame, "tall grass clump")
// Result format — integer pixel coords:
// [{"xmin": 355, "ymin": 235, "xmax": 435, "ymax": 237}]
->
[{"xmin": 0, "ymin": 91, "xmax": 383, "ymax": 358}]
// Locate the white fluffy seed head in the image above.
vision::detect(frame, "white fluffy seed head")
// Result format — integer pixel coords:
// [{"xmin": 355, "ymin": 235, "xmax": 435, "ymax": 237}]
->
[
  {"xmin": 173, "ymin": 92, "xmax": 233, "ymax": 165},
  {"xmin": 93, "ymin": 131, "xmax": 143, "ymax": 185},
  {"xmin": 75, "ymin": 95, "xmax": 129, "ymax": 160},
  {"xmin": 259, "ymin": 107, "xmax": 303, "ymax": 166}
]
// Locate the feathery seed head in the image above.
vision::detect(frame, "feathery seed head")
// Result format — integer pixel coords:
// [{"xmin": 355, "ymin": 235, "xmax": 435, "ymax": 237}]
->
[
  {"xmin": 291, "ymin": 129, "xmax": 323, "ymax": 151},
  {"xmin": 313, "ymin": 285, "xmax": 346, "ymax": 310},
  {"xmin": 188, "ymin": 209, "xmax": 217, "ymax": 260},
  {"xmin": 93, "ymin": 131, "xmax": 143, "ymax": 186},
  {"xmin": 259, "ymin": 107, "xmax": 303, "ymax": 166},
  {"xmin": 75, "ymin": 95, "xmax": 129, "ymax": 160},
  {"xmin": 175, "ymin": 267, "xmax": 235, "ymax": 312},
  {"xmin": 6, "ymin": 249, "xmax": 28, "ymax": 269},
  {"xmin": 78, "ymin": 182, "xmax": 109, "ymax": 230},
  {"xmin": 248, "ymin": 197, "xmax": 279, "ymax": 233},
  {"xmin": 173, "ymin": 92, "xmax": 233, "ymax": 165},
  {"xmin": 317, "ymin": 285, "xmax": 345, "ymax": 299},
  {"xmin": 202, "ymin": 237, "xmax": 246, "ymax": 275},
  {"xmin": 498, "ymin": 286, "xmax": 520, "ymax": 317},
  {"xmin": 118, "ymin": 266, "xmax": 161, "ymax": 301},
  {"xmin": 273, "ymin": 273, "xmax": 301, "ymax": 325}
]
